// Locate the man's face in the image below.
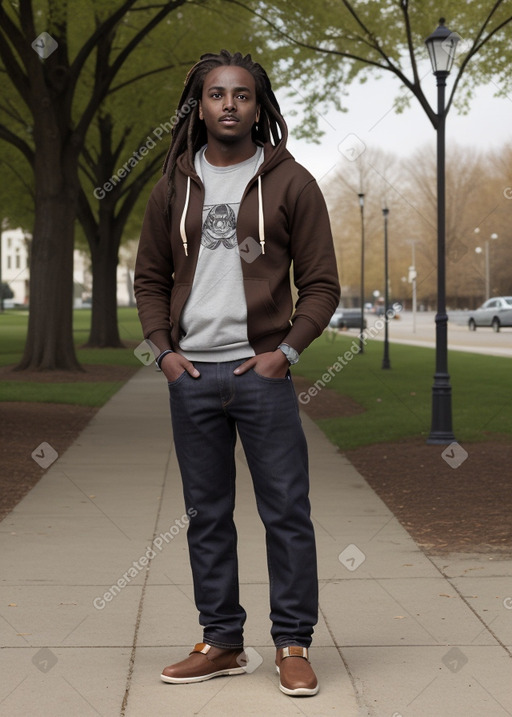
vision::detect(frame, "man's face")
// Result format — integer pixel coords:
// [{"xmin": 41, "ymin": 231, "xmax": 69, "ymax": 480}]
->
[{"xmin": 199, "ymin": 65, "xmax": 260, "ymax": 146}]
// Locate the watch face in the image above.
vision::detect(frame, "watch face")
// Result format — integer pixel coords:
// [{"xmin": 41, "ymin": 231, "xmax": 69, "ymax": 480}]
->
[{"xmin": 279, "ymin": 344, "xmax": 299, "ymax": 364}]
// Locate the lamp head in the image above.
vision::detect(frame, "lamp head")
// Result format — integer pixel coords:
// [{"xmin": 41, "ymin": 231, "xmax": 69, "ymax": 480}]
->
[{"xmin": 425, "ymin": 18, "xmax": 459, "ymax": 75}]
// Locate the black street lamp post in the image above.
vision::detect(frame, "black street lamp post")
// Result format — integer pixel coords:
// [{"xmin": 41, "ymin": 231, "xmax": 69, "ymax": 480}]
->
[
  {"xmin": 425, "ymin": 18, "xmax": 458, "ymax": 444},
  {"xmin": 382, "ymin": 205, "xmax": 391, "ymax": 369},
  {"xmin": 358, "ymin": 192, "xmax": 365, "ymax": 353}
]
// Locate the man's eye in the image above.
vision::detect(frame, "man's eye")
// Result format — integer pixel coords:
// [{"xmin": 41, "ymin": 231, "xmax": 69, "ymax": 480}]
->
[{"xmin": 237, "ymin": 94, "xmax": 247, "ymax": 100}]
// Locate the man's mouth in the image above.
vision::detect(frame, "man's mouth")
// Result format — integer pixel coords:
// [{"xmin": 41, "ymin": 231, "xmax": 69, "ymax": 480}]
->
[{"xmin": 219, "ymin": 116, "xmax": 239, "ymax": 124}]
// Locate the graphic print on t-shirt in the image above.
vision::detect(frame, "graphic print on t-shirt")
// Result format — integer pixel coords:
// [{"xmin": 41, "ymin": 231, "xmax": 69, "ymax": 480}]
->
[{"xmin": 201, "ymin": 203, "xmax": 237, "ymax": 250}]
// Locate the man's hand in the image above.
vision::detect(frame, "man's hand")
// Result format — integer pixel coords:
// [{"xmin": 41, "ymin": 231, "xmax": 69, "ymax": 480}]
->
[
  {"xmin": 234, "ymin": 350, "xmax": 289, "ymax": 378},
  {"xmin": 160, "ymin": 352, "xmax": 200, "ymax": 382}
]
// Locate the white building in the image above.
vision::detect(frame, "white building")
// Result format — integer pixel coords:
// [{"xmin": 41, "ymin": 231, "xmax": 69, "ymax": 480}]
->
[
  {"xmin": 1, "ymin": 227, "xmax": 136, "ymax": 308},
  {"xmin": 0, "ymin": 228, "xmax": 30, "ymax": 306}
]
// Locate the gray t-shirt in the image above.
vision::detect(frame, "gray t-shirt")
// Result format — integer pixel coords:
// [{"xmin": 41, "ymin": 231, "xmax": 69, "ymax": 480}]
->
[{"xmin": 179, "ymin": 145, "xmax": 264, "ymax": 361}]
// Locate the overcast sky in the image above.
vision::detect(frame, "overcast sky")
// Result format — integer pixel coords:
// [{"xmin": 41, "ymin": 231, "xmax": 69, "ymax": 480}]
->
[{"xmin": 279, "ymin": 71, "xmax": 512, "ymax": 183}]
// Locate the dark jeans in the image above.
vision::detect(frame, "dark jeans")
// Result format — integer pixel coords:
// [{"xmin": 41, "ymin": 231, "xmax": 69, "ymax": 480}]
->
[{"xmin": 168, "ymin": 358, "xmax": 318, "ymax": 649}]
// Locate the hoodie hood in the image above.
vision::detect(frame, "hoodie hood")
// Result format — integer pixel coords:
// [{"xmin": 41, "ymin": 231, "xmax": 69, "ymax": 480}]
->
[{"xmin": 176, "ymin": 121, "xmax": 291, "ymax": 178}]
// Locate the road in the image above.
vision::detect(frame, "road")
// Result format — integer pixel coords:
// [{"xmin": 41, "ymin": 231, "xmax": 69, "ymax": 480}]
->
[{"xmin": 354, "ymin": 310, "xmax": 512, "ymax": 358}]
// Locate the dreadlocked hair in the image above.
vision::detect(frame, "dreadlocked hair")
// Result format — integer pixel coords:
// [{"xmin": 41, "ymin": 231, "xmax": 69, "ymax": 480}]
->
[{"xmin": 162, "ymin": 49, "xmax": 287, "ymax": 204}]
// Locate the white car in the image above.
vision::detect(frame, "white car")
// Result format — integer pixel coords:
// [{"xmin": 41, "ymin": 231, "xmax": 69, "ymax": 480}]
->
[{"xmin": 468, "ymin": 296, "xmax": 512, "ymax": 332}]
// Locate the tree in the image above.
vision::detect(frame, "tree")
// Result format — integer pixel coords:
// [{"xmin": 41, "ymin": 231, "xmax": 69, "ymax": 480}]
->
[
  {"xmin": 77, "ymin": 110, "xmax": 170, "ymax": 348},
  {"xmin": 481, "ymin": 143, "xmax": 512, "ymax": 299},
  {"xmin": 75, "ymin": 0, "xmax": 257, "ymax": 348},
  {"xmin": 401, "ymin": 144, "xmax": 491, "ymax": 308},
  {"xmin": 229, "ymin": 0, "xmax": 512, "ymax": 138},
  {"xmin": 233, "ymin": 0, "xmax": 512, "ymax": 326},
  {"xmin": 74, "ymin": 8, "xmax": 193, "ymax": 348},
  {"xmin": 322, "ymin": 145, "xmax": 401, "ymax": 305},
  {"xmin": 324, "ymin": 142, "xmax": 511, "ymax": 311},
  {"xmin": 0, "ymin": 0, "xmax": 191, "ymax": 370}
]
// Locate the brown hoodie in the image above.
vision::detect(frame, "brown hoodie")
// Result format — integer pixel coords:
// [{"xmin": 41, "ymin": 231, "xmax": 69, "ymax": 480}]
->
[{"xmin": 134, "ymin": 139, "xmax": 340, "ymax": 356}]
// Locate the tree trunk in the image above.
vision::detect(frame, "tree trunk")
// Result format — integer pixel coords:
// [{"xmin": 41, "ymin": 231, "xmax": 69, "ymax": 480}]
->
[
  {"xmin": 17, "ymin": 155, "xmax": 81, "ymax": 371},
  {"xmin": 85, "ymin": 229, "xmax": 124, "ymax": 348}
]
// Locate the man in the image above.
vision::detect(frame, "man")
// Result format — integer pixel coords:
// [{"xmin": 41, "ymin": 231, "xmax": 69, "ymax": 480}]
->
[{"xmin": 134, "ymin": 50, "xmax": 340, "ymax": 697}]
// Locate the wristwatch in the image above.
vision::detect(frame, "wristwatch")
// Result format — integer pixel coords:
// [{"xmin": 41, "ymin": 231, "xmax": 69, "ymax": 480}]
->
[{"xmin": 277, "ymin": 343, "xmax": 299, "ymax": 365}]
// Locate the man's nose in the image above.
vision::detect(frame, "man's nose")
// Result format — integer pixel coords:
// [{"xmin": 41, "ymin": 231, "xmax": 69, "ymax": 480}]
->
[{"xmin": 223, "ymin": 95, "xmax": 236, "ymax": 111}]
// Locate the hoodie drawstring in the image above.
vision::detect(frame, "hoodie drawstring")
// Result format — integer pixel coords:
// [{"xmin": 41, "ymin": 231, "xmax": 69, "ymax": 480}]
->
[
  {"xmin": 180, "ymin": 176, "xmax": 191, "ymax": 256},
  {"xmin": 258, "ymin": 175, "xmax": 265, "ymax": 255},
  {"xmin": 179, "ymin": 173, "xmax": 265, "ymax": 257}
]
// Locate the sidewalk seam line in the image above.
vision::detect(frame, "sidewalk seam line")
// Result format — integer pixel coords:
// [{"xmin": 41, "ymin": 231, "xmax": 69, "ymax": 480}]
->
[
  {"xmin": 318, "ymin": 603, "xmax": 373, "ymax": 714},
  {"xmin": 119, "ymin": 447, "xmax": 173, "ymax": 716},
  {"xmin": 424, "ymin": 552, "xmax": 512, "ymax": 658}
]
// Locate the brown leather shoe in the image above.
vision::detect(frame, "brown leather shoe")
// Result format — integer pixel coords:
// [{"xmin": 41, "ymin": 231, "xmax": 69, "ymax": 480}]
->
[
  {"xmin": 275, "ymin": 646, "xmax": 319, "ymax": 696},
  {"xmin": 161, "ymin": 643, "xmax": 247, "ymax": 684}
]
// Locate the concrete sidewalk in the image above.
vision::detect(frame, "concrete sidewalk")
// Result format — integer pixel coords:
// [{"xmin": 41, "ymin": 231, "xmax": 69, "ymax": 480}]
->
[{"xmin": 1, "ymin": 367, "xmax": 511, "ymax": 716}]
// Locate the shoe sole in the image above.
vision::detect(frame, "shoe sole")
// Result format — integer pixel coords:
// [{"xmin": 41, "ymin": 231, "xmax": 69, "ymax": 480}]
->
[
  {"xmin": 161, "ymin": 667, "xmax": 246, "ymax": 684},
  {"xmin": 275, "ymin": 665, "xmax": 319, "ymax": 696}
]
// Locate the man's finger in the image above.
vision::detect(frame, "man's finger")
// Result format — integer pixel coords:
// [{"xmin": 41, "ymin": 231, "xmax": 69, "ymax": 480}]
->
[
  {"xmin": 162, "ymin": 353, "xmax": 200, "ymax": 379},
  {"xmin": 179, "ymin": 358, "xmax": 200, "ymax": 378},
  {"xmin": 187, "ymin": 362, "xmax": 201, "ymax": 378},
  {"xmin": 234, "ymin": 358, "xmax": 255, "ymax": 375}
]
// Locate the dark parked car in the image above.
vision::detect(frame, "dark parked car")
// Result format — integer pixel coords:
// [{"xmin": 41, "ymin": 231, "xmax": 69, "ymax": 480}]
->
[
  {"xmin": 468, "ymin": 297, "xmax": 512, "ymax": 332},
  {"xmin": 329, "ymin": 307, "xmax": 367, "ymax": 330}
]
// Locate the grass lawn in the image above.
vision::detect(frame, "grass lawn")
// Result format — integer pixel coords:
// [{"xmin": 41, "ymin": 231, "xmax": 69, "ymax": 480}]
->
[
  {"xmin": 1, "ymin": 309, "xmax": 510, "ymax": 447},
  {"xmin": 293, "ymin": 331, "xmax": 512, "ymax": 450},
  {"xmin": 0, "ymin": 306, "xmax": 143, "ymax": 365},
  {"xmin": 0, "ymin": 307, "xmax": 145, "ymax": 407},
  {"xmin": 0, "ymin": 381, "xmax": 130, "ymax": 406}
]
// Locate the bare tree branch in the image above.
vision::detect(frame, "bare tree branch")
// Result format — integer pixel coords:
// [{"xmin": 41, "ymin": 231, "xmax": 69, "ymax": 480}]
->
[
  {"xmin": 0, "ymin": 122, "xmax": 34, "ymax": 165},
  {"xmin": 76, "ymin": 186, "xmax": 98, "ymax": 242},
  {"xmin": 399, "ymin": 0, "xmax": 421, "ymax": 89},
  {"xmin": 68, "ymin": 0, "xmax": 139, "ymax": 87},
  {"xmin": 447, "ymin": 0, "xmax": 512, "ymax": 114},
  {"xmin": 107, "ymin": 61, "xmax": 193, "ymax": 95},
  {"xmin": 0, "ymin": 99, "xmax": 30, "ymax": 129},
  {"xmin": 115, "ymin": 147, "xmax": 165, "ymax": 208},
  {"xmin": 0, "ymin": 6, "xmax": 32, "ymax": 110},
  {"xmin": 74, "ymin": 0, "xmax": 189, "ymax": 140},
  {"xmin": 78, "ymin": 158, "xmax": 97, "ymax": 187},
  {"xmin": 4, "ymin": 159, "xmax": 35, "ymax": 199},
  {"xmin": 225, "ymin": 0, "xmax": 438, "ymax": 125},
  {"xmin": 130, "ymin": 4, "xmax": 175, "ymax": 10}
]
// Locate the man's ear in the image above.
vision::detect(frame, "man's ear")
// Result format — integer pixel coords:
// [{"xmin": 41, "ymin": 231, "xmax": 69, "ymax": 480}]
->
[{"xmin": 198, "ymin": 100, "xmax": 204, "ymax": 120}]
